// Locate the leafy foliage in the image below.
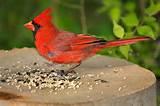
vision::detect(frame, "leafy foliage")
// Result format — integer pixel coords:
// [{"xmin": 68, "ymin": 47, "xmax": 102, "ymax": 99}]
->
[
  {"xmin": 113, "ymin": 21, "xmax": 124, "ymax": 38},
  {"xmin": 98, "ymin": 0, "xmax": 160, "ymax": 78},
  {"xmin": 122, "ymin": 13, "xmax": 139, "ymax": 27},
  {"xmin": 137, "ymin": 25, "xmax": 155, "ymax": 39}
]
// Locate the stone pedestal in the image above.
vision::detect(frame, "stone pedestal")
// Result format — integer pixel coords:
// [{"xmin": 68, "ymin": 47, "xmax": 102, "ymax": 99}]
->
[{"xmin": 0, "ymin": 48, "xmax": 156, "ymax": 106}]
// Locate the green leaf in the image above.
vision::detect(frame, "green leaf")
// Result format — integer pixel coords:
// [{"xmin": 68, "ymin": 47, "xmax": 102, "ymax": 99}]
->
[
  {"xmin": 122, "ymin": 13, "xmax": 139, "ymax": 27},
  {"xmin": 149, "ymin": 22, "xmax": 159, "ymax": 38},
  {"xmin": 124, "ymin": 2, "xmax": 136, "ymax": 12},
  {"xmin": 144, "ymin": 16, "xmax": 156, "ymax": 23},
  {"xmin": 103, "ymin": 0, "xmax": 120, "ymax": 7},
  {"xmin": 119, "ymin": 45, "xmax": 130, "ymax": 59},
  {"xmin": 152, "ymin": 22, "xmax": 159, "ymax": 32},
  {"xmin": 109, "ymin": 7, "xmax": 121, "ymax": 22},
  {"xmin": 145, "ymin": 3, "xmax": 160, "ymax": 16},
  {"xmin": 137, "ymin": 25, "xmax": 155, "ymax": 39},
  {"xmin": 125, "ymin": 32, "xmax": 134, "ymax": 38},
  {"xmin": 113, "ymin": 21, "xmax": 124, "ymax": 38}
]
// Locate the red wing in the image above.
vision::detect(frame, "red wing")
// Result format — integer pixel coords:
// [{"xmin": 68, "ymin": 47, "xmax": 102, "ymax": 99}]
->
[
  {"xmin": 50, "ymin": 33, "xmax": 106, "ymax": 52},
  {"xmin": 72, "ymin": 34, "xmax": 103, "ymax": 44},
  {"xmin": 70, "ymin": 34, "xmax": 106, "ymax": 50}
]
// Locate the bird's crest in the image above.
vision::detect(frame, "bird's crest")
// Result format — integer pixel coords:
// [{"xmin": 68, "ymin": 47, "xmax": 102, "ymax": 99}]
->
[{"xmin": 34, "ymin": 8, "xmax": 52, "ymax": 26}]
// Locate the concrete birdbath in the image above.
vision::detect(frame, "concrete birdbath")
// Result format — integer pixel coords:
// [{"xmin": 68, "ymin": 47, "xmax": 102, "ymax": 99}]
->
[{"xmin": 0, "ymin": 48, "xmax": 156, "ymax": 106}]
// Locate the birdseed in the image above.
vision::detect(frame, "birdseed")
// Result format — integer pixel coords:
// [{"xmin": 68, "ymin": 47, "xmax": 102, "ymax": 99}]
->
[{"xmin": 0, "ymin": 65, "xmax": 81, "ymax": 92}]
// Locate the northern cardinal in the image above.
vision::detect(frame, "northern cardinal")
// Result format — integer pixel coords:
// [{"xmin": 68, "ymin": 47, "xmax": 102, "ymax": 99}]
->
[{"xmin": 24, "ymin": 8, "xmax": 150, "ymax": 69}]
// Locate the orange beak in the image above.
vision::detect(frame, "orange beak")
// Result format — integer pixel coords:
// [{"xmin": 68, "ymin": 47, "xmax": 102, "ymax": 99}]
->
[{"xmin": 24, "ymin": 21, "xmax": 35, "ymax": 31}]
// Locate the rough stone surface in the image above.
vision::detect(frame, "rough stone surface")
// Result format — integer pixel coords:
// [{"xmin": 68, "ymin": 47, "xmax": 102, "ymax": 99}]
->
[{"xmin": 0, "ymin": 48, "xmax": 156, "ymax": 106}]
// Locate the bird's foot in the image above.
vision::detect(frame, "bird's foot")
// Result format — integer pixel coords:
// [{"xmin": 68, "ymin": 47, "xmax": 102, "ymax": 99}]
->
[
  {"xmin": 56, "ymin": 70, "xmax": 66, "ymax": 77},
  {"xmin": 49, "ymin": 69, "xmax": 76, "ymax": 78}
]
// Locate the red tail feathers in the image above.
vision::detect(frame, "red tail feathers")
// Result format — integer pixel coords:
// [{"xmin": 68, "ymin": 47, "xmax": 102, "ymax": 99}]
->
[{"xmin": 104, "ymin": 36, "xmax": 150, "ymax": 48}]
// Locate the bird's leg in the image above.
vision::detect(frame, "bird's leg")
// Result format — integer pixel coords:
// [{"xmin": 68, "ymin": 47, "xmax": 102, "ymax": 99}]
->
[{"xmin": 66, "ymin": 62, "xmax": 81, "ymax": 73}]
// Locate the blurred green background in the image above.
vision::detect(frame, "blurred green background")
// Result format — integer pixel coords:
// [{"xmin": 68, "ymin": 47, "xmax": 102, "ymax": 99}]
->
[{"xmin": 0, "ymin": 0, "xmax": 160, "ymax": 78}]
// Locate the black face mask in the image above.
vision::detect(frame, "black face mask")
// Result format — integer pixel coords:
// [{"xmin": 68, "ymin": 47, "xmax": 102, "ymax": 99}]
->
[{"xmin": 32, "ymin": 20, "xmax": 41, "ymax": 36}]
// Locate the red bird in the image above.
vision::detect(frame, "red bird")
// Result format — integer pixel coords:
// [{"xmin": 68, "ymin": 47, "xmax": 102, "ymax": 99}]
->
[{"xmin": 24, "ymin": 8, "xmax": 150, "ymax": 69}]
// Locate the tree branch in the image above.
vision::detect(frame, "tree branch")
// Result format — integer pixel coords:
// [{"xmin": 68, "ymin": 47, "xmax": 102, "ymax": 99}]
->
[
  {"xmin": 139, "ymin": 0, "xmax": 145, "ymax": 17},
  {"xmin": 80, "ymin": 0, "xmax": 88, "ymax": 34}
]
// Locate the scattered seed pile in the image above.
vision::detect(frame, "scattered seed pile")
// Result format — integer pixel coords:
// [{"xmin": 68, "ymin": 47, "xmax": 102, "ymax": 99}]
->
[{"xmin": 0, "ymin": 63, "xmax": 81, "ymax": 92}]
